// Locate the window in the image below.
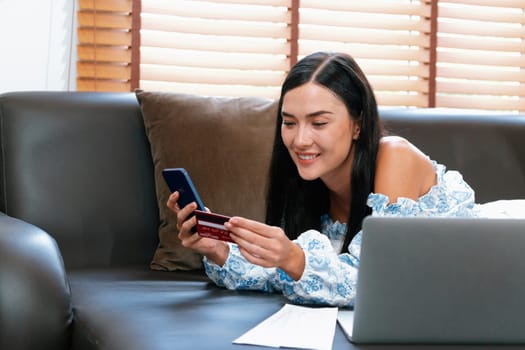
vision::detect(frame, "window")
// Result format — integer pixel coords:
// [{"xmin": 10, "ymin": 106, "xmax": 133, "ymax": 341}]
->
[
  {"xmin": 436, "ymin": 0, "xmax": 525, "ymax": 111},
  {"xmin": 140, "ymin": 0, "xmax": 291, "ymax": 98},
  {"xmin": 77, "ymin": 0, "xmax": 138, "ymax": 92},
  {"xmin": 77, "ymin": 0, "xmax": 525, "ymax": 112},
  {"xmin": 298, "ymin": 1, "xmax": 433, "ymax": 107}
]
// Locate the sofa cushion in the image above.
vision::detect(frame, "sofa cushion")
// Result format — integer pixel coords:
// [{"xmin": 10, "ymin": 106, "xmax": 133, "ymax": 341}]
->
[{"xmin": 136, "ymin": 91, "xmax": 278, "ymax": 270}]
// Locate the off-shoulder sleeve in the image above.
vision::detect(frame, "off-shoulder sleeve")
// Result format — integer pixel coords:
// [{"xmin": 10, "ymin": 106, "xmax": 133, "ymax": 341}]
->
[{"xmin": 367, "ymin": 162, "xmax": 476, "ymax": 217}]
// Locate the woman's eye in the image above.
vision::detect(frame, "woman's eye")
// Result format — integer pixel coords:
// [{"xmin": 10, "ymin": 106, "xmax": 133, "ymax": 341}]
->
[
  {"xmin": 282, "ymin": 121, "xmax": 296, "ymax": 126},
  {"xmin": 313, "ymin": 122, "xmax": 328, "ymax": 127}
]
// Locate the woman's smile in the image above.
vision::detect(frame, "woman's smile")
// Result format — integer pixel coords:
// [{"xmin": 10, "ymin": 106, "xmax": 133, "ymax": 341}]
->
[{"xmin": 296, "ymin": 152, "xmax": 320, "ymax": 163}]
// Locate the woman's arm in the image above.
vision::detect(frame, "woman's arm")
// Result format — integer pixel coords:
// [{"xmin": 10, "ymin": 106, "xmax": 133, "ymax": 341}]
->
[
  {"xmin": 226, "ymin": 217, "xmax": 360, "ymax": 307},
  {"xmin": 275, "ymin": 230, "xmax": 360, "ymax": 307},
  {"xmin": 205, "ymin": 228, "xmax": 360, "ymax": 307}
]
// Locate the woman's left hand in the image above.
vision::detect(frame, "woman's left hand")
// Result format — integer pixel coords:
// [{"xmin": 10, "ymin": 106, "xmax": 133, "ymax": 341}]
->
[{"xmin": 224, "ymin": 217, "xmax": 305, "ymax": 280}]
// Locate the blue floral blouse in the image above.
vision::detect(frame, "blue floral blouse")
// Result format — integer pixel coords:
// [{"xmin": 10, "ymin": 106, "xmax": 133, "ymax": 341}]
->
[{"xmin": 203, "ymin": 161, "xmax": 477, "ymax": 307}]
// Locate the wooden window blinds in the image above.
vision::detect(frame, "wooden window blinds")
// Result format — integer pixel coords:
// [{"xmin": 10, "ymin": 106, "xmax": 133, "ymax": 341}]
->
[
  {"xmin": 140, "ymin": 0, "xmax": 291, "ymax": 98},
  {"xmin": 77, "ymin": 0, "xmax": 525, "ymax": 112},
  {"xmin": 298, "ymin": 0, "xmax": 433, "ymax": 107},
  {"xmin": 436, "ymin": 0, "xmax": 525, "ymax": 111},
  {"xmin": 77, "ymin": 0, "xmax": 138, "ymax": 92}
]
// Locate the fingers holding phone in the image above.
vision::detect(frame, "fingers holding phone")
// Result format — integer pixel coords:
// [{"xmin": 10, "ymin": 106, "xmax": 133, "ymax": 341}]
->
[
  {"xmin": 166, "ymin": 191, "xmax": 197, "ymax": 236},
  {"xmin": 166, "ymin": 190, "xmax": 180, "ymax": 213},
  {"xmin": 166, "ymin": 188, "xmax": 228, "ymax": 263},
  {"xmin": 162, "ymin": 168, "xmax": 231, "ymax": 264}
]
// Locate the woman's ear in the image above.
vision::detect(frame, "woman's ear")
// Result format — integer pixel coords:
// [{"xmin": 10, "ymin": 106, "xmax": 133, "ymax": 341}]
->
[{"xmin": 353, "ymin": 125, "xmax": 361, "ymax": 140}]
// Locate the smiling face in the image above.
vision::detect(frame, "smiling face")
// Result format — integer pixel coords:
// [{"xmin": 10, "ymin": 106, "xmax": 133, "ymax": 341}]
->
[{"xmin": 280, "ymin": 82, "xmax": 361, "ymax": 188}]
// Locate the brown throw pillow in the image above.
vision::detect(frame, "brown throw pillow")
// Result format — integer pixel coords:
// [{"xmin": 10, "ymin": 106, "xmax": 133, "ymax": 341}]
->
[{"xmin": 136, "ymin": 90, "xmax": 278, "ymax": 270}]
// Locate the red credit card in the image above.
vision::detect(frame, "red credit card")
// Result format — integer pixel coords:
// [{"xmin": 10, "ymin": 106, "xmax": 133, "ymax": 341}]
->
[{"xmin": 194, "ymin": 210, "xmax": 233, "ymax": 242}]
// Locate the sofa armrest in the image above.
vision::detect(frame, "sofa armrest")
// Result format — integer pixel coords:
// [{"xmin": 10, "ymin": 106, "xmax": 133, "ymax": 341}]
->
[{"xmin": 0, "ymin": 214, "xmax": 72, "ymax": 350}]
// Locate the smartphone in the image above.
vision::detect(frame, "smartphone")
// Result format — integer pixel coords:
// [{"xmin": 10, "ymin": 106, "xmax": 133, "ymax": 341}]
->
[{"xmin": 162, "ymin": 168, "xmax": 205, "ymax": 212}]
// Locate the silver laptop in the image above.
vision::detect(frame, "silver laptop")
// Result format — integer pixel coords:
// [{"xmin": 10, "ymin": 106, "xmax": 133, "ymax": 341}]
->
[{"xmin": 338, "ymin": 216, "xmax": 525, "ymax": 344}]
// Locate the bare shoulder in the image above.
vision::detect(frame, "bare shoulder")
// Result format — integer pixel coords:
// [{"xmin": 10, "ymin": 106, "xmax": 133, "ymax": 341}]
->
[
  {"xmin": 374, "ymin": 136, "xmax": 436, "ymax": 202},
  {"xmin": 378, "ymin": 136, "xmax": 427, "ymax": 162}
]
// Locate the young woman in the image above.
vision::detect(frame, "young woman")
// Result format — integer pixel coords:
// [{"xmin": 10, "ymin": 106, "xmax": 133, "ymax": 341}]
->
[{"xmin": 168, "ymin": 52, "xmax": 478, "ymax": 307}]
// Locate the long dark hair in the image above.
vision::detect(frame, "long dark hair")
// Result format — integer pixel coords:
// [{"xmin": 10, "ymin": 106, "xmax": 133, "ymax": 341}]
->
[{"xmin": 265, "ymin": 52, "xmax": 383, "ymax": 253}]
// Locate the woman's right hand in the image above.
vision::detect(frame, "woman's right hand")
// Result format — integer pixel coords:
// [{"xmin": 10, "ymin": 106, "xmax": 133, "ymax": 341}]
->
[{"xmin": 167, "ymin": 191, "xmax": 230, "ymax": 266}]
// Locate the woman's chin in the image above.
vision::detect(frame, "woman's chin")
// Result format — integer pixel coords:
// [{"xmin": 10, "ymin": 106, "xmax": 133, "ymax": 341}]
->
[{"xmin": 297, "ymin": 170, "xmax": 321, "ymax": 181}]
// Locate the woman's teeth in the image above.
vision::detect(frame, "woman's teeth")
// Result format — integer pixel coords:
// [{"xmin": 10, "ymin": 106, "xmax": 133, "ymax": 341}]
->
[{"xmin": 298, "ymin": 154, "xmax": 317, "ymax": 160}]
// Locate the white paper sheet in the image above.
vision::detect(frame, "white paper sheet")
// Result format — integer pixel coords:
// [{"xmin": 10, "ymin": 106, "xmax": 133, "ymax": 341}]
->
[{"xmin": 233, "ymin": 304, "xmax": 338, "ymax": 350}]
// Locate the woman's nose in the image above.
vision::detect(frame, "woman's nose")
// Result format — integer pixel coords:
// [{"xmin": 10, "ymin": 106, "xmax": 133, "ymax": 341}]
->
[{"xmin": 295, "ymin": 125, "xmax": 313, "ymax": 147}]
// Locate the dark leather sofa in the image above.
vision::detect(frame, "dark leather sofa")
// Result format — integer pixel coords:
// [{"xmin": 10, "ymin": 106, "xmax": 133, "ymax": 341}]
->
[{"xmin": 0, "ymin": 91, "xmax": 524, "ymax": 350}]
